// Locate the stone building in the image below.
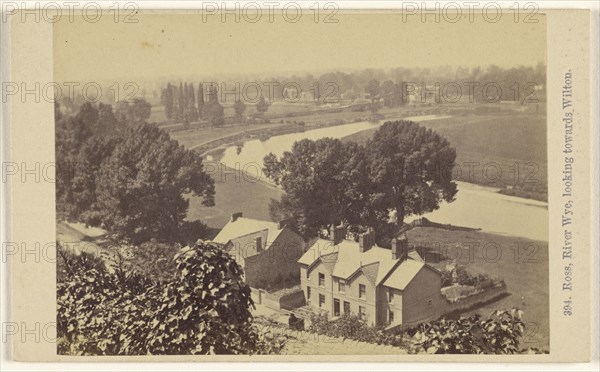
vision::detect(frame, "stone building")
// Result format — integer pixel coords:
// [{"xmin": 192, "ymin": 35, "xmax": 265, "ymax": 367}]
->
[
  {"xmin": 212, "ymin": 213, "xmax": 306, "ymax": 289},
  {"xmin": 298, "ymin": 228, "xmax": 444, "ymax": 327}
]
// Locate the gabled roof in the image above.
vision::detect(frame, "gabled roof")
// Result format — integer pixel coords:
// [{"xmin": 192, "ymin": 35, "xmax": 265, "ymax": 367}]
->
[
  {"xmin": 382, "ymin": 259, "xmax": 426, "ymax": 290},
  {"xmin": 359, "ymin": 262, "xmax": 380, "ymax": 286},
  {"xmin": 212, "ymin": 217, "xmax": 284, "ymax": 248},
  {"xmin": 298, "ymin": 238, "xmax": 439, "ymax": 289},
  {"xmin": 227, "ymin": 229, "xmax": 269, "ymax": 258},
  {"xmin": 299, "ymin": 238, "xmax": 396, "ymax": 286}
]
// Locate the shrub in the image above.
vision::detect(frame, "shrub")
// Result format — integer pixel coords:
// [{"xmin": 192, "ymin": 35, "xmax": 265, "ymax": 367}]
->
[
  {"xmin": 57, "ymin": 241, "xmax": 286, "ymax": 355},
  {"xmin": 408, "ymin": 309, "xmax": 526, "ymax": 354},
  {"xmin": 308, "ymin": 313, "xmax": 405, "ymax": 347}
]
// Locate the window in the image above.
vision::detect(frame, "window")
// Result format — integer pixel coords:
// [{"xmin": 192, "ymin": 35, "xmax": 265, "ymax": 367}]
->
[
  {"xmin": 306, "ymin": 270, "xmax": 310, "ymax": 280},
  {"xmin": 338, "ymin": 279, "xmax": 346, "ymax": 293},
  {"xmin": 318, "ymin": 273, "xmax": 325, "ymax": 287},
  {"xmin": 343, "ymin": 301, "xmax": 350, "ymax": 314},
  {"xmin": 389, "ymin": 310, "xmax": 394, "ymax": 324},
  {"xmin": 306, "ymin": 286, "xmax": 311, "ymax": 302},
  {"xmin": 319, "ymin": 294, "xmax": 326, "ymax": 308},
  {"xmin": 358, "ymin": 306, "xmax": 366, "ymax": 321},
  {"xmin": 388, "ymin": 289, "xmax": 394, "ymax": 303},
  {"xmin": 359, "ymin": 284, "xmax": 366, "ymax": 300},
  {"xmin": 333, "ymin": 298, "xmax": 340, "ymax": 317}
]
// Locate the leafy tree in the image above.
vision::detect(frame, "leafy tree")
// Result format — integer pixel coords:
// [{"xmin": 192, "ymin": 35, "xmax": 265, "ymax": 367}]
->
[
  {"xmin": 255, "ymin": 96, "xmax": 270, "ymax": 115},
  {"xmin": 176, "ymin": 82, "xmax": 184, "ymax": 122},
  {"xmin": 96, "ymin": 103, "xmax": 119, "ymax": 134},
  {"xmin": 381, "ymin": 80, "xmax": 395, "ymax": 107},
  {"xmin": 93, "ymin": 124, "xmax": 215, "ymax": 244},
  {"xmin": 163, "ymin": 83, "xmax": 174, "ymax": 120},
  {"xmin": 184, "ymin": 83, "xmax": 199, "ymax": 123},
  {"xmin": 202, "ymin": 86, "xmax": 224, "ymax": 127},
  {"xmin": 197, "ymin": 83, "xmax": 205, "ymax": 120},
  {"xmin": 263, "ymin": 138, "xmax": 372, "ymax": 238},
  {"xmin": 56, "ymin": 102, "xmax": 215, "ymax": 244},
  {"xmin": 234, "ymin": 99, "xmax": 246, "ymax": 121},
  {"xmin": 366, "ymin": 121, "xmax": 457, "ymax": 226},
  {"xmin": 365, "ymin": 79, "xmax": 380, "ymax": 102},
  {"xmin": 263, "ymin": 121, "xmax": 457, "ymax": 240}
]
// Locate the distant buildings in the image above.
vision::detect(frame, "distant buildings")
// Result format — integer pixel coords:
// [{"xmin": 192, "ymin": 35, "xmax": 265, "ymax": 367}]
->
[
  {"xmin": 212, "ymin": 213, "xmax": 305, "ymax": 289},
  {"xmin": 298, "ymin": 227, "xmax": 443, "ymax": 327}
]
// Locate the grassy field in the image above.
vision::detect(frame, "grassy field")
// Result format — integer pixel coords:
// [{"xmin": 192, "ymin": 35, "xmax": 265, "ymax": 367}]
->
[
  {"xmin": 406, "ymin": 226, "xmax": 549, "ymax": 351},
  {"xmin": 169, "ymin": 122, "xmax": 290, "ymax": 149},
  {"xmin": 186, "ymin": 166, "xmax": 283, "ymax": 232},
  {"xmin": 343, "ymin": 112, "xmax": 548, "ymax": 195}
]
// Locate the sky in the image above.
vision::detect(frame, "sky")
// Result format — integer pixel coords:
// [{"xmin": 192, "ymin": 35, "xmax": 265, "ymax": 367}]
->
[{"xmin": 54, "ymin": 11, "xmax": 546, "ymax": 82}]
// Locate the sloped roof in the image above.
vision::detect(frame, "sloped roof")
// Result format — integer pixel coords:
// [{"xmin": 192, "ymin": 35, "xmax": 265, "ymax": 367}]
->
[
  {"xmin": 212, "ymin": 217, "xmax": 284, "ymax": 248},
  {"xmin": 299, "ymin": 238, "xmax": 439, "ymax": 289},
  {"xmin": 299, "ymin": 238, "xmax": 399, "ymax": 286},
  {"xmin": 382, "ymin": 259, "xmax": 426, "ymax": 290},
  {"xmin": 360, "ymin": 262, "xmax": 380, "ymax": 286},
  {"xmin": 226, "ymin": 229, "xmax": 269, "ymax": 258}
]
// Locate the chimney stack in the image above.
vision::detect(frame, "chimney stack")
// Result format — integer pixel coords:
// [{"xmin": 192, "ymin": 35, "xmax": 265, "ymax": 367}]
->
[
  {"xmin": 330, "ymin": 225, "xmax": 346, "ymax": 245},
  {"xmin": 392, "ymin": 234, "xmax": 409, "ymax": 260},
  {"xmin": 359, "ymin": 229, "xmax": 375, "ymax": 253},
  {"xmin": 255, "ymin": 236, "xmax": 262, "ymax": 252},
  {"xmin": 277, "ymin": 218, "xmax": 293, "ymax": 230},
  {"xmin": 230, "ymin": 212, "xmax": 243, "ymax": 222}
]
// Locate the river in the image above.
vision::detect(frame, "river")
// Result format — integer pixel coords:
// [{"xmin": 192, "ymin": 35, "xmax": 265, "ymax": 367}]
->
[{"xmin": 212, "ymin": 116, "xmax": 549, "ymax": 242}]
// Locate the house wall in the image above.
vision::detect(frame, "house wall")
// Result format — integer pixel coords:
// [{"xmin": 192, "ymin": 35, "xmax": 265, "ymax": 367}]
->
[
  {"xmin": 302, "ymin": 262, "xmax": 378, "ymax": 326},
  {"xmin": 377, "ymin": 287, "xmax": 404, "ymax": 327},
  {"xmin": 401, "ymin": 267, "xmax": 444, "ymax": 327},
  {"xmin": 243, "ymin": 227, "xmax": 305, "ymax": 288}
]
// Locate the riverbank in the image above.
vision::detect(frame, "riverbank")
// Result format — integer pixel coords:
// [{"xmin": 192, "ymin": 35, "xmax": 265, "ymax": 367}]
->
[{"xmin": 170, "ymin": 106, "xmax": 420, "ymax": 157}]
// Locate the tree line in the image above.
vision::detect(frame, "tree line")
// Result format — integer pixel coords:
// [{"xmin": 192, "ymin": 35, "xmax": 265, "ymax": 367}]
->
[
  {"xmin": 161, "ymin": 81, "xmax": 274, "ymax": 127},
  {"xmin": 207, "ymin": 63, "xmax": 546, "ymax": 105},
  {"xmin": 161, "ymin": 82, "xmax": 229, "ymax": 127}
]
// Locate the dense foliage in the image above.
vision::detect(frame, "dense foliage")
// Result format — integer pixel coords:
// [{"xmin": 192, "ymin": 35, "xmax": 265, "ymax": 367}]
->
[
  {"xmin": 308, "ymin": 309, "xmax": 533, "ymax": 354},
  {"xmin": 57, "ymin": 241, "xmax": 286, "ymax": 355},
  {"xmin": 264, "ymin": 138, "xmax": 376, "ymax": 238},
  {"xmin": 263, "ymin": 121, "xmax": 457, "ymax": 241},
  {"xmin": 309, "ymin": 313, "xmax": 406, "ymax": 347},
  {"xmin": 409, "ymin": 309, "xmax": 527, "ymax": 354},
  {"xmin": 162, "ymin": 82, "xmax": 200, "ymax": 124},
  {"xmin": 441, "ymin": 264, "xmax": 499, "ymax": 291},
  {"xmin": 56, "ymin": 103, "xmax": 215, "ymax": 244}
]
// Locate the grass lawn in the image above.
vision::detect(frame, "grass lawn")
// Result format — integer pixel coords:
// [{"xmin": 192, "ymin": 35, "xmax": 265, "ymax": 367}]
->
[
  {"xmin": 186, "ymin": 166, "xmax": 283, "ymax": 233},
  {"xmin": 406, "ymin": 226, "xmax": 549, "ymax": 351}
]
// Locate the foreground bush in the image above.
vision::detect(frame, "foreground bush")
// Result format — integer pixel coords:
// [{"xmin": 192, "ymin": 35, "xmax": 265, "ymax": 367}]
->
[
  {"xmin": 308, "ymin": 309, "xmax": 537, "ymax": 354},
  {"xmin": 57, "ymin": 241, "xmax": 286, "ymax": 355},
  {"xmin": 408, "ymin": 309, "xmax": 527, "ymax": 354},
  {"xmin": 308, "ymin": 313, "xmax": 406, "ymax": 347}
]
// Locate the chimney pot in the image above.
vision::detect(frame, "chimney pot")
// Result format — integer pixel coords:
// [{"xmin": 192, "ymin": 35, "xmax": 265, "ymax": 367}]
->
[
  {"xmin": 392, "ymin": 234, "xmax": 409, "ymax": 260},
  {"xmin": 359, "ymin": 229, "xmax": 375, "ymax": 253},
  {"xmin": 255, "ymin": 236, "xmax": 262, "ymax": 252},
  {"xmin": 231, "ymin": 212, "xmax": 243, "ymax": 222},
  {"xmin": 330, "ymin": 225, "xmax": 346, "ymax": 245}
]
